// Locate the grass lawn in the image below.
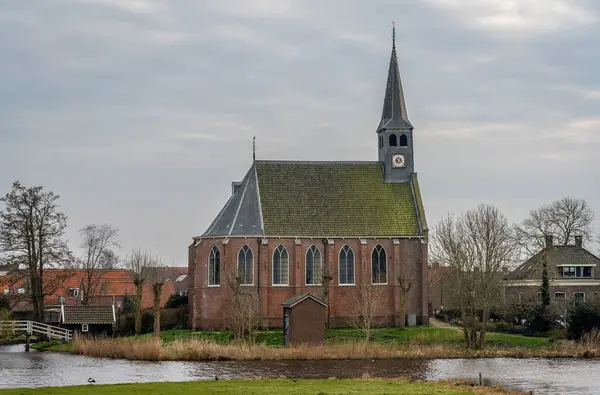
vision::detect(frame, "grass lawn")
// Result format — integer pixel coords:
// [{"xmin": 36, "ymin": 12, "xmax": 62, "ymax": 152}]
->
[
  {"xmin": 30, "ymin": 340, "xmax": 72, "ymax": 352},
  {"xmin": 147, "ymin": 327, "xmax": 549, "ymax": 348},
  {"xmin": 0, "ymin": 379, "xmax": 522, "ymax": 395}
]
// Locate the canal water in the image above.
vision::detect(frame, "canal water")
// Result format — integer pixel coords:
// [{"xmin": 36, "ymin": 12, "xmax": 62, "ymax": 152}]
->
[{"xmin": 0, "ymin": 344, "xmax": 598, "ymax": 394}]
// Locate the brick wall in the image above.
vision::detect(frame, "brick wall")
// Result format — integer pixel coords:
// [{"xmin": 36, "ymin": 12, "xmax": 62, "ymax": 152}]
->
[
  {"xmin": 505, "ymin": 284, "xmax": 600, "ymax": 305},
  {"xmin": 189, "ymin": 236, "xmax": 428, "ymax": 330}
]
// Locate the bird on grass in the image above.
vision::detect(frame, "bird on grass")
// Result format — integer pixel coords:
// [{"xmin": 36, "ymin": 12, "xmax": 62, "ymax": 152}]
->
[{"xmin": 88, "ymin": 378, "xmax": 96, "ymax": 384}]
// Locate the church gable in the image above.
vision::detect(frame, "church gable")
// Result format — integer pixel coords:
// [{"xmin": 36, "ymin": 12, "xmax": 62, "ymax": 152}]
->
[
  {"xmin": 202, "ymin": 166, "xmax": 264, "ymax": 237},
  {"xmin": 255, "ymin": 161, "xmax": 423, "ymax": 237}
]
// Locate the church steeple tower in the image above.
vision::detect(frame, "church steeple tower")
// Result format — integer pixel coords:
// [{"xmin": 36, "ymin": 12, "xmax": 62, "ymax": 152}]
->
[{"xmin": 377, "ymin": 22, "xmax": 414, "ymax": 182}]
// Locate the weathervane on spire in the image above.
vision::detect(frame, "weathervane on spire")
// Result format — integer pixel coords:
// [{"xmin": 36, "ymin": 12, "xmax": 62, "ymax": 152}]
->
[
  {"xmin": 252, "ymin": 136, "xmax": 256, "ymax": 162},
  {"xmin": 392, "ymin": 20, "xmax": 396, "ymax": 51}
]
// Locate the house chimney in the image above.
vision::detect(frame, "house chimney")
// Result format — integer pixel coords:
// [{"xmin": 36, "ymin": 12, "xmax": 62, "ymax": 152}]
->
[
  {"xmin": 575, "ymin": 235, "xmax": 583, "ymax": 248},
  {"xmin": 544, "ymin": 234, "xmax": 553, "ymax": 248}
]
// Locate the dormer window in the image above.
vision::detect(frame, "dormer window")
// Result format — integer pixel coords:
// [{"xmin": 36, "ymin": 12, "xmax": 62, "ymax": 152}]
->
[
  {"xmin": 558, "ymin": 266, "xmax": 593, "ymax": 278},
  {"xmin": 68, "ymin": 288, "xmax": 79, "ymax": 298}
]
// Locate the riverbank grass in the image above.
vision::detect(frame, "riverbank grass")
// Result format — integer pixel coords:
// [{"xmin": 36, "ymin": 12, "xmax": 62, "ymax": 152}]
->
[
  {"xmin": 147, "ymin": 327, "xmax": 549, "ymax": 348},
  {"xmin": 30, "ymin": 340, "xmax": 72, "ymax": 352},
  {"xmin": 30, "ymin": 327, "xmax": 554, "ymax": 359},
  {"xmin": 0, "ymin": 379, "xmax": 527, "ymax": 395}
]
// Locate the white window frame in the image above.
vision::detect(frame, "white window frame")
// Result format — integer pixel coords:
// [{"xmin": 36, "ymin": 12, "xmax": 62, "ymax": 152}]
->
[
  {"xmin": 237, "ymin": 245, "xmax": 254, "ymax": 286},
  {"xmin": 554, "ymin": 292, "xmax": 566, "ymax": 301},
  {"xmin": 208, "ymin": 246, "xmax": 220, "ymax": 287},
  {"xmin": 272, "ymin": 244, "xmax": 289, "ymax": 286},
  {"xmin": 371, "ymin": 244, "xmax": 388, "ymax": 285},
  {"xmin": 81, "ymin": 323, "xmax": 89, "ymax": 332},
  {"xmin": 69, "ymin": 288, "xmax": 79, "ymax": 298},
  {"xmin": 305, "ymin": 244, "xmax": 323, "ymax": 286},
  {"xmin": 338, "ymin": 244, "xmax": 355, "ymax": 286},
  {"xmin": 560, "ymin": 266, "xmax": 594, "ymax": 279}
]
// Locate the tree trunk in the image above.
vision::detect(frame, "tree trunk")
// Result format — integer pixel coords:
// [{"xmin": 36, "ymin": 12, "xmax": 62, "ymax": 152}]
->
[
  {"xmin": 477, "ymin": 307, "xmax": 489, "ymax": 348},
  {"xmin": 31, "ymin": 273, "xmax": 44, "ymax": 323},
  {"xmin": 399, "ymin": 295, "xmax": 406, "ymax": 329},
  {"xmin": 135, "ymin": 282, "xmax": 143, "ymax": 335},
  {"xmin": 322, "ymin": 279, "xmax": 330, "ymax": 329},
  {"xmin": 153, "ymin": 284, "xmax": 162, "ymax": 338}
]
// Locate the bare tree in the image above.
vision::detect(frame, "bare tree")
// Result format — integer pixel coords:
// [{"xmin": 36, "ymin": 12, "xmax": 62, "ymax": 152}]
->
[
  {"xmin": 514, "ymin": 197, "xmax": 595, "ymax": 258},
  {"xmin": 99, "ymin": 249, "xmax": 120, "ymax": 269},
  {"xmin": 321, "ymin": 254, "xmax": 333, "ymax": 329},
  {"xmin": 224, "ymin": 269, "xmax": 260, "ymax": 341},
  {"xmin": 397, "ymin": 260, "xmax": 413, "ymax": 329},
  {"xmin": 147, "ymin": 261, "xmax": 169, "ymax": 338},
  {"xmin": 0, "ymin": 182, "xmax": 73, "ymax": 322},
  {"xmin": 431, "ymin": 204, "xmax": 516, "ymax": 349},
  {"xmin": 349, "ymin": 281, "xmax": 385, "ymax": 340},
  {"xmin": 79, "ymin": 224, "xmax": 120, "ymax": 305},
  {"xmin": 124, "ymin": 249, "xmax": 152, "ymax": 334}
]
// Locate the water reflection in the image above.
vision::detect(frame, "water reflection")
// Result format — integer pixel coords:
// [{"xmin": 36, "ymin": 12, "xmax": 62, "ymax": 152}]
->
[{"xmin": 2, "ymin": 345, "xmax": 600, "ymax": 394}]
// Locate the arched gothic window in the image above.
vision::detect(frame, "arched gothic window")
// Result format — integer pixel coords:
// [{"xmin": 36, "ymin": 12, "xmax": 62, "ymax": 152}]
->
[
  {"xmin": 306, "ymin": 245, "xmax": 322, "ymax": 285},
  {"xmin": 400, "ymin": 134, "xmax": 408, "ymax": 147},
  {"xmin": 208, "ymin": 246, "xmax": 220, "ymax": 286},
  {"xmin": 273, "ymin": 245, "xmax": 289, "ymax": 285},
  {"xmin": 237, "ymin": 245, "xmax": 253, "ymax": 285},
  {"xmin": 389, "ymin": 134, "xmax": 398, "ymax": 146},
  {"xmin": 339, "ymin": 245, "xmax": 355, "ymax": 285},
  {"xmin": 371, "ymin": 245, "xmax": 387, "ymax": 284}
]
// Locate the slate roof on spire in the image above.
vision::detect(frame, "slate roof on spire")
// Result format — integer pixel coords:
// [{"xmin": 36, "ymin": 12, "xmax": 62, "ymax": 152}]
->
[{"xmin": 378, "ymin": 25, "xmax": 413, "ymax": 131}]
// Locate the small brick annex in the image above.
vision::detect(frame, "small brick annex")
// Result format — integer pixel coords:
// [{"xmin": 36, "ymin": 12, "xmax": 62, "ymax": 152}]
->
[{"xmin": 188, "ymin": 236, "xmax": 428, "ymax": 330}]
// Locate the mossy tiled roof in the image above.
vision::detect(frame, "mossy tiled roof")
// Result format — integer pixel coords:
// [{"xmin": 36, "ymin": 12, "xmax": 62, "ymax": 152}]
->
[
  {"xmin": 256, "ymin": 161, "xmax": 420, "ymax": 237},
  {"xmin": 202, "ymin": 161, "xmax": 425, "ymax": 238}
]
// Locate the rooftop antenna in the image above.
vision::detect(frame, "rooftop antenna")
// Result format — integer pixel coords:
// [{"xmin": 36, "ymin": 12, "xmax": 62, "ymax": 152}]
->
[{"xmin": 252, "ymin": 136, "xmax": 256, "ymax": 162}]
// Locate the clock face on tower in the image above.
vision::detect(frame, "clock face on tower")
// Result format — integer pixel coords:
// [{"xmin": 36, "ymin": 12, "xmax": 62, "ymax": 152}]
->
[{"xmin": 391, "ymin": 154, "xmax": 406, "ymax": 168}]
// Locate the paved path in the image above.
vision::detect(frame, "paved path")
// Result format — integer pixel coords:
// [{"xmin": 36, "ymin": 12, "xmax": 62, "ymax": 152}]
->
[{"xmin": 429, "ymin": 317, "xmax": 461, "ymax": 330}]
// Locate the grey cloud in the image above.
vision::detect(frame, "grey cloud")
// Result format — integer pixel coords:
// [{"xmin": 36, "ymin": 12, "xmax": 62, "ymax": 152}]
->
[{"xmin": 0, "ymin": 0, "xmax": 598, "ymax": 263}]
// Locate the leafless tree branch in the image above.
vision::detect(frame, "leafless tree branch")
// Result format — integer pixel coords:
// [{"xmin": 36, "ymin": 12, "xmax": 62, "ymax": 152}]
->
[
  {"xmin": 0, "ymin": 181, "xmax": 73, "ymax": 322},
  {"xmin": 431, "ymin": 204, "xmax": 516, "ymax": 349},
  {"xmin": 79, "ymin": 224, "xmax": 120, "ymax": 305},
  {"xmin": 124, "ymin": 249, "xmax": 154, "ymax": 334},
  {"xmin": 147, "ymin": 259, "xmax": 169, "ymax": 337},
  {"xmin": 348, "ymin": 281, "xmax": 386, "ymax": 340},
  {"xmin": 513, "ymin": 197, "xmax": 595, "ymax": 259}
]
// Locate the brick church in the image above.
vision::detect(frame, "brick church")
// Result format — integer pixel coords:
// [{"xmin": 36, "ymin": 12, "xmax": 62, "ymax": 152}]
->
[{"xmin": 188, "ymin": 27, "xmax": 429, "ymax": 329}]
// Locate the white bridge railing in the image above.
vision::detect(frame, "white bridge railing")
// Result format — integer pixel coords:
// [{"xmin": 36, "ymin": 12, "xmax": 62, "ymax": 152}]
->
[{"xmin": 0, "ymin": 320, "xmax": 72, "ymax": 342}]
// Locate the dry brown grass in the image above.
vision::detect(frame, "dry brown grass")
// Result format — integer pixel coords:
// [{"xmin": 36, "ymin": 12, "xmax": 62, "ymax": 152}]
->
[
  {"xmin": 72, "ymin": 336, "xmax": 600, "ymax": 361},
  {"xmin": 580, "ymin": 328, "xmax": 600, "ymax": 348}
]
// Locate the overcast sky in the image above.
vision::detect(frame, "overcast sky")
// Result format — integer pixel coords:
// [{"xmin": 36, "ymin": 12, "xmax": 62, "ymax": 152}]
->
[{"xmin": 1, "ymin": 0, "xmax": 599, "ymax": 265}]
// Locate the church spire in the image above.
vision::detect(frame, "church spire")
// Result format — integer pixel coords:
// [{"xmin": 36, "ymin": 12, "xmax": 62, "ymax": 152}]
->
[{"xmin": 378, "ymin": 21, "xmax": 412, "ymax": 131}]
